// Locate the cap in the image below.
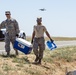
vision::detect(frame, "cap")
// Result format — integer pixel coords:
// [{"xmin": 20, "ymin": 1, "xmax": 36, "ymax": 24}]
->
[
  {"xmin": 37, "ymin": 17, "xmax": 42, "ymax": 22},
  {"xmin": 37, "ymin": 17, "xmax": 42, "ymax": 20},
  {"xmin": 5, "ymin": 11, "xmax": 11, "ymax": 15}
]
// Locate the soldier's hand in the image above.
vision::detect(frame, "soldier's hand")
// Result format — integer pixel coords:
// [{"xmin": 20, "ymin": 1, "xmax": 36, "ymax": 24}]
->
[
  {"xmin": 31, "ymin": 39, "xmax": 33, "ymax": 44},
  {"xmin": 16, "ymin": 34, "xmax": 19, "ymax": 37}
]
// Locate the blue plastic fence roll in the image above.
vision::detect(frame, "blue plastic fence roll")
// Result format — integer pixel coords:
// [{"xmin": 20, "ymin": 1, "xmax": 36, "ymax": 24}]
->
[{"xmin": 46, "ymin": 41, "xmax": 57, "ymax": 50}]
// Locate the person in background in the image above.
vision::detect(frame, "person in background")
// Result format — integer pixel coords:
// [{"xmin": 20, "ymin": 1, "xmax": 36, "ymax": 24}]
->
[
  {"xmin": 0, "ymin": 11, "xmax": 20, "ymax": 56},
  {"xmin": 31, "ymin": 17, "xmax": 53, "ymax": 64}
]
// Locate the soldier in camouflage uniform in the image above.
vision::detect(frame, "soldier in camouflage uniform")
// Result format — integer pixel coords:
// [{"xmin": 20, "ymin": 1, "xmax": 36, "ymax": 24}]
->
[
  {"xmin": 31, "ymin": 17, "xmax": 53, "ymax": 64},
  {"xmin": 0, "ymin": 11, "xmax": 20, "ymax": 56}
]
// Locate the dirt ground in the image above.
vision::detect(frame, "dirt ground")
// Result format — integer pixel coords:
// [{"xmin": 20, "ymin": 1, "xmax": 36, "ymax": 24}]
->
[
  {"xmin": 0, "ymin": 50, "xmax": 75, "ymax": 75},
  {"xmin": 0, "ymin": 41, "xmax": 76, "ymax": 75}
]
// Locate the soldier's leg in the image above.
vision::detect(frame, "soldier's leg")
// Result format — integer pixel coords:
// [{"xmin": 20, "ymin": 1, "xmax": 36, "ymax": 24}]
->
[
  {"xmin": 33, "ymin": 38, "xmax": 39, "ymax": 62},
  {"xmin": 5, "ymin": 33, "xmax": 10, "ymax": 56},
  {"xmin": 11, "ymin": 36, "xmax": 18, "ymax": 55},
  {"xmin": 38, "ymin": 47, "xmax": 44, "ymax": 64},
  {"xmin": 38, "ymin": 37, "xmax": 45, "ymax": 64}
]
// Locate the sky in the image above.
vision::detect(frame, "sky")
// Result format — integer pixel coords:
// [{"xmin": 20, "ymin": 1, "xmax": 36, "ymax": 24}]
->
[{"xmin": 0, "ymin": 0, "xmax": 76, "ymax": 37}]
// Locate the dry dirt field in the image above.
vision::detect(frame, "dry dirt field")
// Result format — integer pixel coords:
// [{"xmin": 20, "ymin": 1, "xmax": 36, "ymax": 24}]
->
[
  {"xmin": 0, "ymin": 46, "xmax": 76, "ymax": 75},
  {"xmin": 0, "ymin": 37, "xmax": 76, "ymax": 75}
]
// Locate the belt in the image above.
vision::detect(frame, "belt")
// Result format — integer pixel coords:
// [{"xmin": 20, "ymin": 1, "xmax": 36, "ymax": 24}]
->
[{"xmin": 35, "ymin": 37, "xmax": 44, "ymax": 39}]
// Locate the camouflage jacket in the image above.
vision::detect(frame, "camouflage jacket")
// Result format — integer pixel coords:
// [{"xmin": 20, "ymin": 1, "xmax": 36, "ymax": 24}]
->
[{"xmin": 0, "ymin": 18, "xmax": 20, "ymax": 35}]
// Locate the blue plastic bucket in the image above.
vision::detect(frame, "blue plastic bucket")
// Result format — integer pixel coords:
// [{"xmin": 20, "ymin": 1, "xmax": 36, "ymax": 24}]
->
[{"xmin": 46, "ymin": 41, "xmax": 57, "ymax": 50}]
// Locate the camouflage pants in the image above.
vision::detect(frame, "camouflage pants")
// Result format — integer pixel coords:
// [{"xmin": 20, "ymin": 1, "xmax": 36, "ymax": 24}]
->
[
  {"xmin": 5, "ymin": 33, "xmax": 17, "ymax": 53},
  {"xmin": 33, "ymin": 37, "xmax": 45, "ymax": 59}
]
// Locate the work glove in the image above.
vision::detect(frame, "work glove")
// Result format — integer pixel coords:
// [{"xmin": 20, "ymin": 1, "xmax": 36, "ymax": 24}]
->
[
  {"xmin": 50, "ymin": 38, "xmax": 54, "ymax": 43},
  {"xmin": 16, "ymin": 34, "xmax": 19, "ymax": 37}
]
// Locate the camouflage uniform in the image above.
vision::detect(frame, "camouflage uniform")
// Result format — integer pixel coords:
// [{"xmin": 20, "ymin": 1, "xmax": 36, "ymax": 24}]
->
[
  {"xmin": 33, "ymin": 24, "xmax": 47, "ymax": 63},
  {"xmin": 0, "ymin": 18, "xmax": 20, "ymax": 55},
  {"xmin": 32, "ymin": 17, "xmax": 53, "ymax": 64},
  {"xmin": 33, "ymin": 37, "xmax": 45, "ymax": 59}
]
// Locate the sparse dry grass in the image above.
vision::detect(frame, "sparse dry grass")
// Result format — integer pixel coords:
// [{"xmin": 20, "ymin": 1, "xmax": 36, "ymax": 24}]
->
[{"xmin": 0, "ymin": 46, "xmax": 76, "ymax": 75}]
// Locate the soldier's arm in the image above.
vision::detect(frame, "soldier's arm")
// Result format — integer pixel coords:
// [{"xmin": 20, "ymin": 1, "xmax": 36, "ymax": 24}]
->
[
  {"xmin": 0, "ymin": 21, "xmax": 5, "ymax": 29},
  {"xmin": 31, "ymin": 31, "xmax": 35, "ymax": 44},
  {"xmin": 44, "ymin": 25, "xmax": 54, "ymax": 42},
  {"xmin": 45, "ymin": 31, "xmax": 52, "ymax": 40},
  {"xmin": 45, "ymin": 31, "xmax": 53, "ymax": 42},
  {"xmin": 14, "ymin": 20, "xmax": 20, "ymax": 34},
  {"xmin": 31, "ymin": 25, "xmax": 36, "ymax": 43}
]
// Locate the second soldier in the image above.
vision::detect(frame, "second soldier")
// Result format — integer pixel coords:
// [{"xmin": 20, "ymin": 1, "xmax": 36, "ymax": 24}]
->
[{"xmin": 0, "ymin": 11, "xmax": 20, "ymax": 56}]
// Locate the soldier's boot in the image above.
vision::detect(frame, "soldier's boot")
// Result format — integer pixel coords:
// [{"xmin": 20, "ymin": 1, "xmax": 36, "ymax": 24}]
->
[
  {"xmin": 7, "ymin": 52, "xmax": 10, "ymax": 56},
  {"xmin": 35, "ymin": 56, "xmax": 39, "ymax": 62},
  {"xmin": 32, "ymin": 56, "xmax": 39, "ymax": 64},
  {"xmin": 37, "ymin": 58, "xmax": 42, "ymax": 64},
  {"xmin": 15, "ymin": 50, "xmax": 18, "ymax": 55}
]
